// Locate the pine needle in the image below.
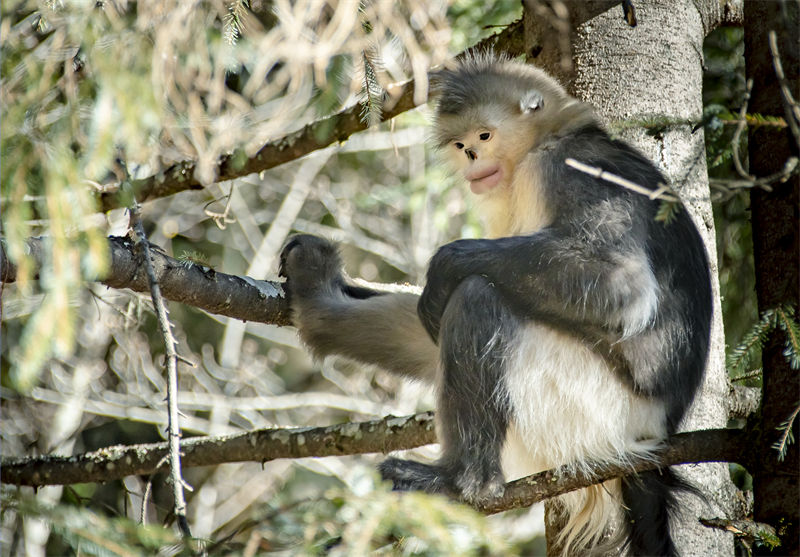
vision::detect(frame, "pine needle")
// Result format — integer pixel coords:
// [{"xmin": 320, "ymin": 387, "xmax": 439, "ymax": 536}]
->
[
  {"xmin": 776, "ymin": 305, "xmax": 800, "ymax": 369},
  {"xmin": 359, "ymin": 49, "xmax": 384, "ymax": 126},
  {"xmin": 772, "ymin": 404, "xmax": 799, "ymax": 461},
  {"xmin": 655, "ymin": 200, "xmax": 680, "ymax": 224},
  {"xmin": 727, "ymin": 309, "xmax": 777, "ymax": 372}
]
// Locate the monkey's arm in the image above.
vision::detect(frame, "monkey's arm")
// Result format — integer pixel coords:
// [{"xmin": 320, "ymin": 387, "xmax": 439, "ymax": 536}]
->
[
  {"xmin": 280, "ymin": 235, "xmax": 439, "ymax": 382},
  {"xmin": 418, "ymin": 225, "xmax": 656, "ymax": 343}
]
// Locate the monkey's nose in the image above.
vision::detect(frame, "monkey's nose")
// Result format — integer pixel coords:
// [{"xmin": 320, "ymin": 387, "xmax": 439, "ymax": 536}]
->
[{"xmin": 465, "ymin": 148, "xmax": 477, "ymax": 161}]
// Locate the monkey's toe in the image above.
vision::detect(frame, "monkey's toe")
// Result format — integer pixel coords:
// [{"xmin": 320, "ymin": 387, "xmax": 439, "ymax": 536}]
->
[
  {"xmin": 378, "ymin": 458, "xmax": 452, "ymax": 494},
  {"xmin": 455, "ymin": 469, "xmax": 505, "ymax": 502}
]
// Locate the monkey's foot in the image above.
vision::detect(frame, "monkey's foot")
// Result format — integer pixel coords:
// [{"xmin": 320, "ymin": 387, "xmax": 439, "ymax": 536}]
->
[
  {"xmin": 454, "ymin": 466, "xmax": 505, "ymax": 502},
  {"xmin": 378, "ymin": 457, "xmax": 505, "ymax": 502},
  {"xmin": 378, "ymin": 458, "xmax": 452, "ymax": 494}
]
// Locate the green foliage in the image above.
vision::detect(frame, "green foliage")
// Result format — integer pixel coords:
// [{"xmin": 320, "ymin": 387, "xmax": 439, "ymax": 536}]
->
[
  {"xmin": 359, "ymin": 49, "xmax": 384, "ymax": 126},
  {"xmin": 772, "ymin": 405, "xmax": 799, "ymax": 462},
  {"xmin": 3, "ymin": 490, "xmax": 185, "ymax": 556},
  {"xmin": 178, "ymin": 250, "xmax": 211, "ymax": 268},
  {"xmin": 1, "ymin": 0, "xmax": 452, "ymax": 390},
  {"xmin": 703, "ymin": 27, "xmax": 746, "ymax": 109},
  {"xmin": 776, "ymin": 305, "xmax": 800, "ymax": 370},
  {"xmin": 703, "ymin": 103, "xmax": 740, "ymax": 171},
  {"xmin": 3, "ymin": 475, "xmax": 511, "ymax": 556},
  {"xmin": 771, "ymin": 306, "xmax": 800, "ymax": 461},
  {"xmin": 654, "ymin": 200, "xmax": 680, "ymax": 225},
  {"xmin": 2, "ymin": 3, "xmax": 115, "ymax": 389},
  {"xmin": 734, "ymin": 113, "xmax": 788, "ymax": 128},
  {"xmin": 702, "ymin": 26, "xmax": 762, "ymax": 371},
  {"xmin": 233, "ymin": 478, "xmax": 508, "ymax": 556},
  {"xmin": 446, "ymin": 0, "xmax": 522, "ymax": 53},
  {"xmin": 727, "ymin": 308, "xmax": 776, "ymax": 374},
  {"xmin": 726, "ymin": 304, "xmax": 799, "ymax": 374},
  {"xmin": 754, "ymin": 527, "xmax": 782, "ymax": 551},
  {"xmin": 727, "ymin": 304, "xmax": 800, "ymax": 460},
  {"xmin": 223, "ymin": 1, "xmax": 249, "ymax": 45}
]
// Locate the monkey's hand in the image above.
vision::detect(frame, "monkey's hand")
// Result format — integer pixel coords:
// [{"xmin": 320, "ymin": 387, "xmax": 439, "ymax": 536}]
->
[
  {"xmin": 279, "ymin": 234, "xmax": 345, "ymax": 304},
  {"xmin": 280, "ymin": 236, "xmax": 437, "ymax": 381},
  {"xmin": 418, "ymin": 239, "xmax": 476, "ymax": 342}
]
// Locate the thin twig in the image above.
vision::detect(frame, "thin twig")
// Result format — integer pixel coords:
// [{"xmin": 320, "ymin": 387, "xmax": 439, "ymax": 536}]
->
[
  {"xmin": 730, "ymin": 368, "xmax": 763, "ymax": 383},
  {"xmin": 699, "ymin": 517, "xmax": 778, "ymax": 544},
  {"xmin": 768, "ymin": 30, "xmax": 800, "ymax": 151},
  {"xmin": 141, "ymin": 455, "xmax": 169, "ymax": 526},
  {"xmin": 708, "ymin": 155, "xmax": 800, "ymax": 201},
  {"xmin": 564, "ymin": 158, "xmax": 680, "ymax": 202},
  {"xmin": 732, "ymin": 79, "xmax": 754, "ymax": 180},
  {"xmin": 719, "ymin": 117, "xmax": 787, "ymax": 128},
  {"xmin": 203, "ymin": 182, "xmax": 236, "ymax": 230},
  {"xmin": 141, "ymin": 477, "xmax": 153, "ymax": 525},
  {"xmin": 129, "ymin": 204, "xmax": 192, "ymax": 538}
]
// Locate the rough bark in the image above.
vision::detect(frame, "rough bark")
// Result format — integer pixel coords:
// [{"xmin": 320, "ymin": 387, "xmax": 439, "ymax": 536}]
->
[
  {"xmin": 522, "ymin": 1, "xmax": 740, "ymax": 553},
  {"xmin": 1, "ymin": 412, "xmax": 436, "ymax": 487},
  {"xmin": 0, "ymin": 236, "xmax": 292, "ymax": 326},
  {"xmin": 743, "ymin": 2, "xmax": 800, "ymax": 554},
  {"xmin": 2, "ymin": 420, "xmax": 747, "ymax": 519}
]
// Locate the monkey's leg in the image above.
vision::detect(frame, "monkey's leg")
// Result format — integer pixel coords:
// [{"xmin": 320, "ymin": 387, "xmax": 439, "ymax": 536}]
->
[{"xmin": 380, "ymin": 275, "xmax": 515, "ymax": 501}]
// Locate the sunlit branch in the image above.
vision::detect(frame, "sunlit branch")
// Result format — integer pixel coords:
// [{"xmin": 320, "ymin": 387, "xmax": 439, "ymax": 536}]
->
[{"xmin": 96, "ymin": 20, "xmax": 525, "ymax": 212}]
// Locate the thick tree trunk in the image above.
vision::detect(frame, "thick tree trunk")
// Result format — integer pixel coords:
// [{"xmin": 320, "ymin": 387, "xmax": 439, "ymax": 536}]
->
[
  {"xmin": 523, "ymin": 0, "xmax": 738, "ymax": 554},
  {"xmin": 743, "ymin": 2, "xmax": 800, "ymax": 555}
]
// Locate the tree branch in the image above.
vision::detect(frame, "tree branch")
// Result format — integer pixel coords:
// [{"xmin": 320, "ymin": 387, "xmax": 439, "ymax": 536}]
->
[
  {"xmin": 1, "ymin": 412, "xmax": 437, "ymax": 487},
  {"xmin": 0, "ymin": 236, "xmax": 292, "ymax": 326},
  {"xmin": 477, "ymin": 428, "xmax": 748, "ymax": 514},
  {"xmin": 97, "ymin": 20, "xmax": 525, "ymax": 213},
  {"xmin": 729, "ymin": 384, "xmax": 762, "ymax": 419},
  {"xmin": 129, "ymin": 205, "xmax": 192, "ymax": 537},
  {"xmin": 1, "ymin": 419, "xmax": 747, "ymax": 516}
]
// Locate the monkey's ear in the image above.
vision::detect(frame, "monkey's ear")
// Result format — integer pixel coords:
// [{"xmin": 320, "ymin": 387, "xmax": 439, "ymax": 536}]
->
[{"xmin": 520, "ymin": 90, "xmax": 544, "ymax": 113}]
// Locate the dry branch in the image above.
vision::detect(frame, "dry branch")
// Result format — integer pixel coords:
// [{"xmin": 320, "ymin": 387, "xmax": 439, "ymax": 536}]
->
[
  {"xmin": 0, "ymin": 236, "xmax": 292, "ymax": 326},
  {"xmin": 96, "ymin": 20, "xmax": 525, "ymax": 212},
  {"xmin": 1, "ymin": 418, "xmax": 747, "ymax": 516},
  {"xmin": 129, "ymin": 205, "xmax": 191, "ymax": 537},
  {"xmin": 729, "ymin": 384, "xmax": 762, "ymax": 419},
  {"xmin": 476, "ymin": 428, "xmax": 748, "ymax": 515},
  {"xmin": 1, "ymin": 412, "xmax": 437, "ymax": 487}
]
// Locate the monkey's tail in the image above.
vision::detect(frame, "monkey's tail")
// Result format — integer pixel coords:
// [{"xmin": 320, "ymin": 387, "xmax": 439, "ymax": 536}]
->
[{"xmin": 621, "ymin": 467, "xmax": 698, "ymax": 557}]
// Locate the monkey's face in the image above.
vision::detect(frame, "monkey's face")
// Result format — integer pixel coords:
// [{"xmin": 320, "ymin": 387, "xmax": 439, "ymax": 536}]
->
[
  {"xmin": 439, "ymin": 107, "xmax": 535, "ymax": 196},
  {"xmin": 449, "ymin": 127, "xmax": 503, "ymax": 194}
]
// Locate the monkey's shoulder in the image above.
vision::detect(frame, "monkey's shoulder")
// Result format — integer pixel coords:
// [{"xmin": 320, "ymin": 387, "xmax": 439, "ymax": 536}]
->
[{"xmin": 536, "ymin": 124, "xmax": 668, "ymax": 203}]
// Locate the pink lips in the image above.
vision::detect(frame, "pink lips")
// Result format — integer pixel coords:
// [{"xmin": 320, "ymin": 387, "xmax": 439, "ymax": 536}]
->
[{"xmin": 466, "ymin": 165, "xmax": 503, "ymax": 194}]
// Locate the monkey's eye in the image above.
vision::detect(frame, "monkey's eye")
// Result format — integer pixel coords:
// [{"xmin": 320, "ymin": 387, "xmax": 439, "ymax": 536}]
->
[
  {"xmin": 479, "ymin": 131, "xmax": 491, "ymax": 141},
  {"xmin": 454, "ymin": 142, "xmax": 464, "ymax": 150}
]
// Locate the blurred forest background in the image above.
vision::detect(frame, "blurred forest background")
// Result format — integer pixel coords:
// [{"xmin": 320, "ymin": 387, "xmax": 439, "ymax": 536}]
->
[{"xmin": 0, "ymin": 0, "xmax": 769, "ymax": 555}]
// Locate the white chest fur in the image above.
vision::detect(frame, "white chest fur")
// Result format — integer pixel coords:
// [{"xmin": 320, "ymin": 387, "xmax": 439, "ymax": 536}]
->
[
  {"xmin": 501, "ymin": 323, "xmax": 666, "ymax": 477},
  {"xmin": 499, "ymin": 323, "xmax": 666, "ymax": 552}
]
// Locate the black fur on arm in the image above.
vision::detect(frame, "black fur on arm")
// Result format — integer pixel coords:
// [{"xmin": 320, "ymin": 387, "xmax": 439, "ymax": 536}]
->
[{"xmin": 417, "ymin": 223, "xmax": 653, "ymax": 345}]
